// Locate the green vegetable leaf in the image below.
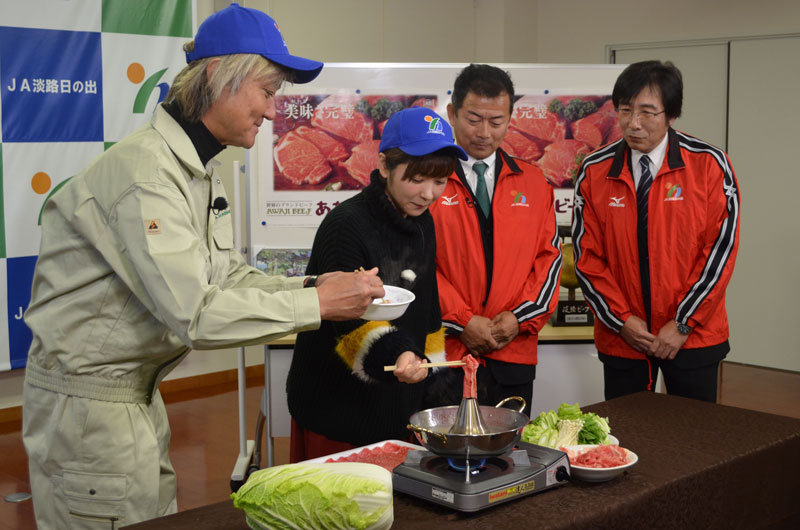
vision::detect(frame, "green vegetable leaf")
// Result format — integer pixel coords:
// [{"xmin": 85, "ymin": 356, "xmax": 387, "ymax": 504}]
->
[
  {"xmin": 563, "ymin": 98, "xmax": 597, "ymax": 121},
  {"xmin": 524, "ymin": 402, "xmax": 613, "ymax": 449},
  {"xmin": 547, "ymin": 99, "xmax": 565, "ymax": 117},
  {"xmin": 231, "ymin": 463, "xmax": 393, "ymax": 530},
  {"xmin": 557, "ymin": 402, "xmax": 582, "ymax": 420}
]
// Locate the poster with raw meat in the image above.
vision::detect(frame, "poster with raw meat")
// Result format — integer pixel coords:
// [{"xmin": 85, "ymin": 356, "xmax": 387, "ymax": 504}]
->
[
  {"xmin": 504, "ymin": 93, "xmax": 620, "ymax": 225},
  {"xmin": 254, "ymin": 248, "xmax": 311, "ymax": 277},
  {"xmin": 261, "ymin": 93, "xmax": 437, "ymax": 227}
]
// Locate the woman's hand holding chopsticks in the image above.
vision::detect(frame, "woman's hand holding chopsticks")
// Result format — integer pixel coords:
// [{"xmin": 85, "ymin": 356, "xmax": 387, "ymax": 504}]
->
[
  {"xmin": 392, "ymin": 351, "xmax": 429, "ymax": 384},
  {"xmin": 385, "ymin": 359, "xmax": 466, "ymax": 374}
]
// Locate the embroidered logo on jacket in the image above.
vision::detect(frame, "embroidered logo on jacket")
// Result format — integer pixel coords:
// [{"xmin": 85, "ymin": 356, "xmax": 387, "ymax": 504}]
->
[
  {"xmin": 510, "ymin": 190, "xmax": 530, "ymax": 207},
  {"xmin": 440, "ymin": 193, "xmax": 459, "ymax": 206},
  {"xmin": 609, "ymin": 196, "xmax": 625, "ymax": 208},
  {"xmin": 664, "ymin": 182, "xmax": 684, "ymax": 202},
  {"xmin": 145, "ymin": 219, "xmax": 162, "ymax": 234}
]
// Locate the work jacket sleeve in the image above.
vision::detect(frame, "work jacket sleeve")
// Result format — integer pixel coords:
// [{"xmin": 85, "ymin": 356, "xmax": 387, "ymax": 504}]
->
[
  {"xmin": 572, "ymin": 168, "xmax": 632, "ymax": 333},
  {"xmin": 107, "ymin": 182, "xmax": 320, "ymax": 350},
  {"xmin": 513, "ymin": 185, "xmax": 562, "ymax": 335},
  {"xmin": 674, "ymin": 152, "xmax": 741, "ymax": 329},
  {"xmin": 223, "ymin": 245, "xmax": 306, "ymax": 292}
]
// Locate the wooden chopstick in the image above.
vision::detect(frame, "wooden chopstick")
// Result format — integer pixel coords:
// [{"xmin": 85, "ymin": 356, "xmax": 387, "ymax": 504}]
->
[{"xmin": 383, "ymin": 360, "xmax": 466, "ymax": 372}]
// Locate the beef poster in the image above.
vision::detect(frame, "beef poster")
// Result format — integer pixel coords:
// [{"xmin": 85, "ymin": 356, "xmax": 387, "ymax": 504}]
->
[
  {"xmin": 261, "ymin": 91, "xmax": 618, "ymax": 228},
  {"xmin": 261, "ymin": 93, "xmax": 436, "ymax": 227},
  {"xmin": 503, "ymin": 93, "xmax": 621, "ymax": 226},
  {"xmin": 272, "ymin": 93, "xmax": 437, "ymax": 191}
]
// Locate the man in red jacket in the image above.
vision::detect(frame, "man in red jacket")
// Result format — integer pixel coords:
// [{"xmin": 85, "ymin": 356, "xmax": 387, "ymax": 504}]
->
[
  {"xmin": 429, "ymin": 64, "xmax": 562, "ymax": 416},
  {"xmin": 572, "ymin": 60, "xmax": 741, "ymax": 402}
]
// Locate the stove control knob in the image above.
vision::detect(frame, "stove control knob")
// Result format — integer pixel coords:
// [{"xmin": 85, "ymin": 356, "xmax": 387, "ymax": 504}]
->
[{"xmin": 555, "ymin": 466, "xmax": 569, "ymax": 482}]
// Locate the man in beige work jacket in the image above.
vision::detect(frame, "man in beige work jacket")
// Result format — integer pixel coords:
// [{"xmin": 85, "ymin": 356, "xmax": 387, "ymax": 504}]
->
[{"xmin": 21, "ymin": 4, "xmax": 384, "ymax": 529}]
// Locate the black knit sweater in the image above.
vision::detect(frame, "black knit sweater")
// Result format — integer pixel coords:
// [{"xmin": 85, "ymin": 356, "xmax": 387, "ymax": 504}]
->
[{"xmin": 287, "ymin": 170, "xmax": 457, "ymax": 445}]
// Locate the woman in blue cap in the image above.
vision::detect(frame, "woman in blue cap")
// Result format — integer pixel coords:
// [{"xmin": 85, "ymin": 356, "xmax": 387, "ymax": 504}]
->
[
  {"xmin": 22, "ymin": 4, "xmax": 384, "ymax": 529},
  {"xmin": 287, "ymin": 107, "xmax": 468, "ymax": 461}
]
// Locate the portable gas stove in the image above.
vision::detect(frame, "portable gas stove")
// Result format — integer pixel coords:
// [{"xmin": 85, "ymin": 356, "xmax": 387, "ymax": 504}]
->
[{"xmin": 392, "ymin": 441, "xmax": 570, "ymax": 512}]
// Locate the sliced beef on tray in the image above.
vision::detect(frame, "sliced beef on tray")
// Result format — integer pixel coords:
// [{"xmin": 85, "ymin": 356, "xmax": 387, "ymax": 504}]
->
[
  {"xmin": 500, "ymin": 127, "xmax": 543, "ymax": 163},
  {"xmin": 274, "ymin": 131, "xmax": 332, "ymax": 185},
  {"xmin": 340, "ymin": 140, "xmax": 380, "ymax": 186},
  {"xmin": 536, "ymin": 139, "xmax": 591, "ymax": 188},
  {"xmin": 509, "ymin": 95, "xmax": 567, "ymax": 144},
  {"xmin": 294, "ymin": 126, "xmax": 349, "ymax": 165},
  {"xmin": 311, "ymin": 95, "xmax": 374, "ymax": 144}
]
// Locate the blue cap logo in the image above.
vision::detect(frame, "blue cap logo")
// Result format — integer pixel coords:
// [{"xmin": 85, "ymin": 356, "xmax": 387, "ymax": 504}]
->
[{"xmin": 424, "ymin": 115, "xmax": 445, "ymax": 136}]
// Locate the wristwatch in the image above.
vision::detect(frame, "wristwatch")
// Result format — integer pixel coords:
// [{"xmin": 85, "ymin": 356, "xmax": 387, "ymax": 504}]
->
[
  {"xmin": 303, "ymin": 275, "xmax": 318, "ymax": 288},
  {"xmin": 675, "ymin": 321, "xmax": 693, "ymax": 335}
]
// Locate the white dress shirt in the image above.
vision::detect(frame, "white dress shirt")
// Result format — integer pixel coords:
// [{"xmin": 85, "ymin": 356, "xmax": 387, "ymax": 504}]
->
[
  {"xmin": 459, "ymin": 151, "xmax": 497, "ymax": 201},
  {"xmin": 631, "ymin": 132, "xmax": 668, "ymax": 190}
]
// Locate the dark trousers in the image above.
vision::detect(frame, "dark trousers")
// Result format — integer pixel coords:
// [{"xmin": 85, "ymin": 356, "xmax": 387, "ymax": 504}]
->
[
  {"xmin": 599, "ymin": 349, "xmax": 725, "ymax": 403},
  {"xmin": 477, "ymin": 359, "xmax": 535, "ymax": 418}
]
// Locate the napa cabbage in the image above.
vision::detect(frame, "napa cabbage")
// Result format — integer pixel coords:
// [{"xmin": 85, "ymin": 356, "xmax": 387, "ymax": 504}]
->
[{"xmin": 230, "ymin": 462, "xmax": 393, "ymax": 530}]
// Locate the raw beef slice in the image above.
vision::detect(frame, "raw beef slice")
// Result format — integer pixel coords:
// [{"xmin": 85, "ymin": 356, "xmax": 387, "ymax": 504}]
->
[
  {"xmin": 340, "ymin": 140, "xmax": 380, "ymax": 186},
  {"xmin": 294, "ymin": 126, "xmax": 349, "ymax": 165},
  {"xmin": 274, "ymin": 131, "xmax": 332, "ymax": 185},
  {"xmin": 500, "ymin": 127, "xmax": 543, "ymax": 163},
  {"xmin": 311, "ymin": 95, "xmax": 374, "ymax": 144},
  {"xmin": 510, "ymin": 95, "xmax": 567, "ymax": 143},
  {"xmin": 596, "ymin": 100, "xmax": 624, "ymax": 144},
  {"xmin": 536, "ymin": 140, "xmax": 590, "ymax": 188},
  {"xmin": 570, "ymin": 110, "xmax": 615, "ymax": 150}
]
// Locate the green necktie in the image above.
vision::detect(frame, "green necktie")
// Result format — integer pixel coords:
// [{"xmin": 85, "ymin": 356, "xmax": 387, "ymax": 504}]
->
[{"xmin": 473, "ymin": 161, "xmax": 490, "ymax": 217}]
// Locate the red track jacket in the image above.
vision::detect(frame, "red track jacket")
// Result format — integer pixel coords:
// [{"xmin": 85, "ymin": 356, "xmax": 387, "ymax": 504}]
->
[
  {"xmin": 429, "ymin": 150, "xmax": 561, "ymax": 366},
  {"xmin": 572, "ymin": 129, "xmax": 741, "ymax": 359}
]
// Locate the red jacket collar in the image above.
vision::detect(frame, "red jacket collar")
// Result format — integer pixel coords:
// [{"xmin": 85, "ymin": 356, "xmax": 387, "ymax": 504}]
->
[{"xmin": 606, "ymin": 128, "xmax": 686, "ymax": 179}]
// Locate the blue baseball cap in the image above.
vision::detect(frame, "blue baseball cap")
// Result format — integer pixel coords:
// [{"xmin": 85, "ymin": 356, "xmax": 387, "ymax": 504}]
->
[
  {"xmin": 186, "ymin": 3, "xmax": 323, "ymax": 84},
  {"xmin": 379, "ymin": 107, "xmax": 468, "ymax": 160}
]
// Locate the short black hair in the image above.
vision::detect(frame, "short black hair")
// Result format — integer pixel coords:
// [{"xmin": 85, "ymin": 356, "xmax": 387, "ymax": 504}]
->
[
  {"xmin": 451, "ymin": 64, "xmax": 515, "ymax": 115},
  {"xmin": 612, "ymin": 60, "xmax": 683, "ymax": 120}
]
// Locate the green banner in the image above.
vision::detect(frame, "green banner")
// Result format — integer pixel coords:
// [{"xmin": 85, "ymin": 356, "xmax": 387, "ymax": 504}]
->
[{"xmin": 102, "ymin": 0, "xmax": 193, "ymax": 37}]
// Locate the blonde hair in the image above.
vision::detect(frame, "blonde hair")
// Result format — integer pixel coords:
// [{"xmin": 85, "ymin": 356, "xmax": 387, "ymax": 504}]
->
[{"xmin": 165, "ymin": 41, "xmax": 295, "ymax": 122}]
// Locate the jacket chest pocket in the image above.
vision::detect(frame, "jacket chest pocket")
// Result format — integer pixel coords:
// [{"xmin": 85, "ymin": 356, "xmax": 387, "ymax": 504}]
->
[{"xmin": 209, "ymin": 211, "xmax": 233, "ymax": 286}]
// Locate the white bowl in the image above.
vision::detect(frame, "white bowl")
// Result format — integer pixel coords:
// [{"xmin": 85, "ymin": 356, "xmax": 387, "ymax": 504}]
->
[
  {"xmin": 563, "ymin": 444, "xmax": 638, "ymax": 482},
  {"xmin": 361, "ymin": 285, "xmax": 415, "ymax": 321}
]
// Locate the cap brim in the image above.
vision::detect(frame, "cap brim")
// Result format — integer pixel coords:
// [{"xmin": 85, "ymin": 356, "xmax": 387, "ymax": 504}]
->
[
  {"xmin": 400, "ymin": 139, "xmax": 468, "ymax": 161},
  {"xmin": 264, "ymin": 53, "xmax": 323, "ymax": 84}
]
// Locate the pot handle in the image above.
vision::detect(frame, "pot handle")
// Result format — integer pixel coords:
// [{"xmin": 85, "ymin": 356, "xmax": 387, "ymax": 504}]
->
[
  {"xmin": 406, "ymin": 424, "xmax": 447, "ymax": 444},
  {"xmin": 495, "ymin": 396, "xmax": 526, "ymax": 413}
]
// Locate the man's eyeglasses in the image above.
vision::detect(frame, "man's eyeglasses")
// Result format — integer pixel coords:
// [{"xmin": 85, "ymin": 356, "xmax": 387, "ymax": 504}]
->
[{"xmin": 617, "ymin": 108, "xmax": 666, "ymax": 122}]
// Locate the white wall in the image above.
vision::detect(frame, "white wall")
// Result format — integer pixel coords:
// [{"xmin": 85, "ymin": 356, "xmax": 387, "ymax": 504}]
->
[{"xmin": 535, "ymin": 0, "xmax": 800, "ymax": 63}]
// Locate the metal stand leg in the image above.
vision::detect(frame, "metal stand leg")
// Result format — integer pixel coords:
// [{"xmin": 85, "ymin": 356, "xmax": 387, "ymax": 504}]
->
[{"xmin": 230, "ymin": 347, "xmax": 254, "ymax": 492}]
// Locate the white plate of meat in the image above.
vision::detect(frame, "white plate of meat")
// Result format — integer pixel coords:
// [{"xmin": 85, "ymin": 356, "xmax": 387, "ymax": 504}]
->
[{"xmin": 561, "ymin": 443, "xmax": 638, "ymax": 482}]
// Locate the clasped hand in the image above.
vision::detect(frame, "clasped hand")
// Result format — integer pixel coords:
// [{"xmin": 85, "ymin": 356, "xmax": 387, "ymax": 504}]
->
[
  {"xmin": 461, "ymin": 312, "xmax": 520, "ymax": 356},
  {"xmin": 619, "ymin": 316, "xmax": 689, "ymax": 360}
]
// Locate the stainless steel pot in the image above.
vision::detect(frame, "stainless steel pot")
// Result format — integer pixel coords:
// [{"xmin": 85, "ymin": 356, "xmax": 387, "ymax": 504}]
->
[{"xmin": 407, "ymin": 397, "xmax": 529, "ymax": 458}]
